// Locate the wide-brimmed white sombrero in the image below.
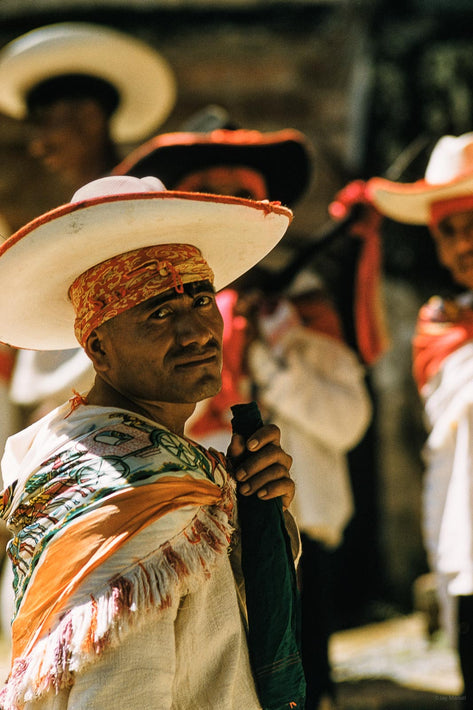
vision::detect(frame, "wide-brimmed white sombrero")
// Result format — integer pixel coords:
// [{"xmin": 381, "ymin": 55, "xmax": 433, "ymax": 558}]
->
[
  {"xmin": 367, "ymin": 132, "xmax": 473, "ymax": 225},
  {"xmin": 0, "ymin": 175, "xmax": 292, "ymax": 351},
  {"xmin": 0, "ymin": 22, "xmax": 176, "ymax": 143}
]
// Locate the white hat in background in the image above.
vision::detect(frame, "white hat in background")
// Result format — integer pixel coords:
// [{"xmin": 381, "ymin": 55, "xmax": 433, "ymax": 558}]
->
[
  {"xmin": 0, "ymin": 22, "xmax": 177, "ymax": 143},
  {"xmin": 367, "ymin": 133, "xmax": 473, "ymax": 225}
]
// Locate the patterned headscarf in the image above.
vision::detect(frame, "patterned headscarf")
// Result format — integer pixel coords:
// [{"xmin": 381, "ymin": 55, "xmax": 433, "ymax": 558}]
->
[{"xmin": 69, "ymin": 244, "xmax": 214, "ymax": 346}]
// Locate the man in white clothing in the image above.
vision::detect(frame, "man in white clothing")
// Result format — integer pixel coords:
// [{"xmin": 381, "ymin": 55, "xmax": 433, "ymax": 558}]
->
[
  {"xmin": 0, "ymin": 175, "xmax": 304, "ymax": 710},
  {"xmin": 368, "ymin": 132, "xmax": 473, "ymax": 710}
]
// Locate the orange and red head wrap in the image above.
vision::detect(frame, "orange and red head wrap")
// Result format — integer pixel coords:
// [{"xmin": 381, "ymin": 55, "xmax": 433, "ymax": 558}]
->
[{"xmin": 69, "ymin": 244, "xmax": 214, "ymax": 346}]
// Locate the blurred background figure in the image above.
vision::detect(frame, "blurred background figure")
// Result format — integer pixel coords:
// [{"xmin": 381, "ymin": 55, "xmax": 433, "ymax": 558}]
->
[
  {"xmin": 0, "ymin": 22, "xmax": 176, "ymax": 192},
  {"xmin": 115, "ymin": 127, "xmax": 314, "ymax": 446},
  {"xmin": 0, "ymin": 21, "xmax": 177, "ymax": 426},
  {"xmin": 118, "ymin": 127, "xmax": 376, "ymax": 710},
  {"xmin": 368, "ymin": 132, "xmax": 473, "ymax": 710}
]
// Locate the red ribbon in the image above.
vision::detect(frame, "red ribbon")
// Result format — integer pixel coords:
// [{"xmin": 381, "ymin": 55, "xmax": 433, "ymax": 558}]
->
[{"xmin": 329, "ymin": 180, "xmax": 389, "ymax": 365}]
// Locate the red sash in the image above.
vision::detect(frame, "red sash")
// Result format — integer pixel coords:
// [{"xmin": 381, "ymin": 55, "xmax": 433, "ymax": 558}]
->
[{"xmin": 412, "ymin": 296, "xmax": 473, "ymax": 392}]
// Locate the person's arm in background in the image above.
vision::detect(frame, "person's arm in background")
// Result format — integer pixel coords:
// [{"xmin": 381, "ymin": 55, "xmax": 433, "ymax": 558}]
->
[{"xmin": 248, "ymin": 295, "xmax": 372, "ymax": 451}]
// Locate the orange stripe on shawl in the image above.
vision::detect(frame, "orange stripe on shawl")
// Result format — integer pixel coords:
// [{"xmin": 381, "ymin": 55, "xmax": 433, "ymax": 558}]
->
[{"xmin": 12, "ymin": 476, "xmax": 222, "ymax": 661}]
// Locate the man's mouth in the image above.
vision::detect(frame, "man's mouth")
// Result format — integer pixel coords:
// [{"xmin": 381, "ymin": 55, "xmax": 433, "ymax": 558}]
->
[{"xmin": 172, "ymin": 349, "xmax": 220, "ymax": 369}]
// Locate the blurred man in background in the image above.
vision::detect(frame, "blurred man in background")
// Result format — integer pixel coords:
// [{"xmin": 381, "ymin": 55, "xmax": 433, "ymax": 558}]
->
[
  {"xmin": 0, "ymin": 21, "xmax": 177, "ymax": 423},
  {"xmin": 119, "ymin": 127, "xmax": 374, "ymax": 709},
  {"xmin": 0, "ymin": 22, "xmax": 176, "ymax": 192},
  {"xmin": 369, "ymin": 132, "xmax": 473, "ymax": 710}
]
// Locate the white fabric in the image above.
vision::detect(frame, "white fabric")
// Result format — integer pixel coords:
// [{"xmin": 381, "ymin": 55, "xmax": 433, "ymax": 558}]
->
[
  {"xmin": 249, "ymin": 327, "xmax": 371, "ymax": 548},
  {"xmin": 421, "ymin": 340, "xmax": 473, "ymax": 597},
  {"xmin": 24, "ymin": 534, "xmax": 260, "ymax": 710},
  {"xmin": 9, "ymin": 349, "xmax": 93, "ymax": 408}
]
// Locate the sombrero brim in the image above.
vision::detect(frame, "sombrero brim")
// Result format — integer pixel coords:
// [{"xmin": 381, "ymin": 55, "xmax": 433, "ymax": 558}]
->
[
  {"xmin": 113, "ymin": 129, "xmax": 312, "ymax": 206},
  {"xmin": 367, "ymin": 173, "xmax": 473, "ymax": 225},
  {"xmin": 0, "ymin": 22, "xmax": 176, "ymax": 143},
  {"xmin": 0, "ymin": 191, "xmax": 292, "ymax": 351}
]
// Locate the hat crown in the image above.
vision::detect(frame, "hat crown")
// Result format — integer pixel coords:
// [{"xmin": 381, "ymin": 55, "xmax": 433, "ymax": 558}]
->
[
  {"xmin": 425, "ymin": 132, "xmax": 473, "ymax": 185},
  {"xmin": 71, "ymin": 175, "xmax": 166, "ymax": 203}
]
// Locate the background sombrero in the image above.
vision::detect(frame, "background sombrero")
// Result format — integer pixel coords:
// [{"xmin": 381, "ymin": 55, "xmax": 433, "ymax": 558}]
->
[
  {"xmin": 113, "ymin": 128, "xmax": 313, "ymax": 206},
  {"xmin": 0, "ymin": 22, "xmax": 176, "ymax": 143},
  {"xmin": 367, "ymin": 133, "xmax": 473, "ymax": 225}
]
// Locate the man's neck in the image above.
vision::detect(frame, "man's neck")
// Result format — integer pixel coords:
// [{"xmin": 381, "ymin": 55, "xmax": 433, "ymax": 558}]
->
[{"xmin": 86, "ymin": 376, "xmax": 195, "ymax": 436}]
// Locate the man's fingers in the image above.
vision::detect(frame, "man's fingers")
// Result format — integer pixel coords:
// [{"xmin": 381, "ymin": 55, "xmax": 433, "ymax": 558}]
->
[
  {"xmin": 239, "ymin": 467, "xmax": 295, "ymax": 510},
  {"xmin": 228, "ymin": 422, "xmax": 295, "ymax": 509},
  {"xmin": 238, "ymin": 463, "xmax": 293, "ymax": 494},
  {"xmin": 245, "ymin": 423, "xmax": 281, "ymax": 451},
  {"xmin": 234, "ymin": 444, "xmax": 292, "ymax": 482}
]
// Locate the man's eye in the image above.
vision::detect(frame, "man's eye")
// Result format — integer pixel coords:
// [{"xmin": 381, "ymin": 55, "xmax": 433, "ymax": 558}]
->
[
  {"xmin": 194, "ymin": 294, "xmax": 213, "ymax": 307},
  {"xmin": 151, "ymin": 305, "xmax": 172, "ymax": 319},
  {"xmin": 436, "ymin": 226, "xmax": 454, "ymax": 240}
]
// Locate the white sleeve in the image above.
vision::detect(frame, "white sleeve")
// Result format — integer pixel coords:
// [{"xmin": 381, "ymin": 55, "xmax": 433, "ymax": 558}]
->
[
  {"xmin": 250, "ymin": 328, "xmax": 372, "ymax": 451},
  {"xmin": 69, "ymin": 603, "xmax": 178, "ymax": 709},
  {"xmin": 9, "ymin": 349, "xmax": 94, "ymax": 406},
  {"xmin": 24, "ymin": 602, "xmax": 179, "ymax": 710}
]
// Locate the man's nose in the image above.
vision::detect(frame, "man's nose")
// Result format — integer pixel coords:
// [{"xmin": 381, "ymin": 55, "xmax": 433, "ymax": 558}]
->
[
  {"xmin": 28, "ymin": 134, "xmax": 48, "ymax": 159},
  {"xmin": 175, "ymin": 312, "xmax": 212, "ymax": 347}
]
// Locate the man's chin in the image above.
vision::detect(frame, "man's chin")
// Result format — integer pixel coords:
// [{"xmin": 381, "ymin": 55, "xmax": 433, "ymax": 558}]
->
[
  {"xmin": 194, "ymin": 380, "xmax": 222, "ymax": 402},
  {"xmin": 174, "ymin": 376, "xmax": 222, "ymax": 404}
]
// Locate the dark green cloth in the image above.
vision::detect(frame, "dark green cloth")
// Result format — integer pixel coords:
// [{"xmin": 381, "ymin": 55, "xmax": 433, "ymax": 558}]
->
[{"xmin": 231, "ymin": 403, "xmax": 306, "ymax": 710}]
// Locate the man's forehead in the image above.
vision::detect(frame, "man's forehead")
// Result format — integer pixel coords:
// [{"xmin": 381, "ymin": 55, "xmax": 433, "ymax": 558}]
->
[
  {"xmin": 137, "ymin": 279, "xmax": 215, "ymax": 308},
  {"xmin": 437, "ymin": 209, "xmax": 473, "ymax": 232}
]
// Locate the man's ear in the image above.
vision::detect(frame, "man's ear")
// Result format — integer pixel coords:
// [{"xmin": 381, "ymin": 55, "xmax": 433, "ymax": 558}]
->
[{"xmin": 84, "ymin": 328, "xmax": 109, "ymax": 371}]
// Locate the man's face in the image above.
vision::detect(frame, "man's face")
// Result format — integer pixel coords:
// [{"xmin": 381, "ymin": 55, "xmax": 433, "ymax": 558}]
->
[
  {"xmin": 431, "ymin": 209, "xmax": 473, "ymax": 289},
  {"xmin": 27, "ymin": 98, "xmax": 109, "ymax": 186},
  {"xmin": 95, "ymin": 280, "xmax": 224, "ymax": 405},
  {"xmin": 176, "ymin": 166, "xmax": 268, "ymax": 200}
]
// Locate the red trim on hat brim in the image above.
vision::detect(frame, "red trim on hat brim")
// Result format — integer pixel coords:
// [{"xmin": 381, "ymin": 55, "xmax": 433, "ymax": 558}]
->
[
  {"xmin": 367, "ymin": 173, "xmax": 473, "ymax": 198},
  {"xmin": 115, "ymin": 128, "xmax": 309, "ymax": 163},
  {"xmin": 112, "ymin": 129, "xmax": 312, "ymax": 206},
  {"xmin": 0, "ymin": 190, "xmax": 292, "ymax": 257}
]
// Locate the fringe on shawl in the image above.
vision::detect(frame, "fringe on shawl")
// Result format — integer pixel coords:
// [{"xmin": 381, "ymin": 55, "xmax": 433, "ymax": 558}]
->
[{"xmin": 0, "ymin": 501, "xmax": 234, "ymax": 710}]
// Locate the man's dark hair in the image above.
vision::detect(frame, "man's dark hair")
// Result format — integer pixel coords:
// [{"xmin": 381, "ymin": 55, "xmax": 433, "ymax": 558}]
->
[{"xmin": 26, "ymin": 73, "xmax": 120, "ymax": 118}]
